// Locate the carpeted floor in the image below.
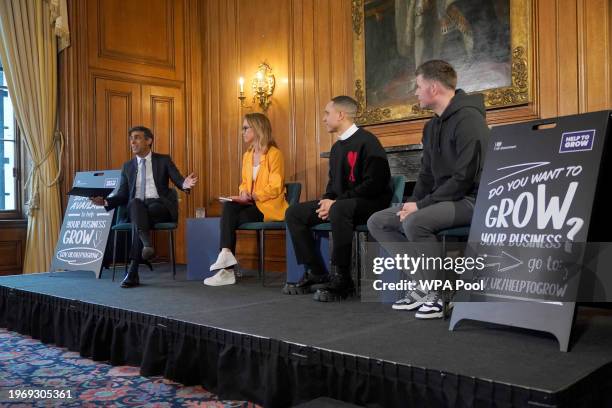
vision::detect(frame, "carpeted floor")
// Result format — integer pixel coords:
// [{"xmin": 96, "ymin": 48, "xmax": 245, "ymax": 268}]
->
[{"xmin": 0, "ymin": 327, "xmax": 260, "ymax": 407}]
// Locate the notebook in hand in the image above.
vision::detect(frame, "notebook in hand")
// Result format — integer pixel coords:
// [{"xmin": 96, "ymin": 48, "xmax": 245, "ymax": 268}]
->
[{"xmin": 218, "ymin": 196, "xmax": 253, "ymax": 205}]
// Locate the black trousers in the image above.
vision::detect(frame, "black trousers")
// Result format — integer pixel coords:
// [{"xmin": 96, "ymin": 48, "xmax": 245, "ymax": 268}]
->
[
  {"xmin": 128, "ymin": 198, "xmax": 172, "ymax": 261},
  {"xmin": 285, "ymin": 198, "xmax": 388, "ymax": 271},
  {"xmin": 219, "ymin": 201, "xmax": 264, "ymax": 252}
]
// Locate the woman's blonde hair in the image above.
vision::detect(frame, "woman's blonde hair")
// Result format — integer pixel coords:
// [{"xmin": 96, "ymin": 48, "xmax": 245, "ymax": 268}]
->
[{"xmin": 245, "ymin": 113, "xmax": 276, "ymax": 153}]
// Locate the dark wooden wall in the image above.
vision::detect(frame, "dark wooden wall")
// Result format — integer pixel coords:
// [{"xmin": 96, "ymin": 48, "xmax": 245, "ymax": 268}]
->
[{"xmin": 0, "ymin": 221, "xmax": 26, "ymax": 275}]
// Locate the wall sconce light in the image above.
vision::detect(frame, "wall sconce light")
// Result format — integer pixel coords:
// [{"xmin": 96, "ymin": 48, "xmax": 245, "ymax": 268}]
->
[
  {"xmin": 238, "ymin": 77, "xmax": 249, "ymax": 108},
  {"xmin": 251, "ymin": 62, "xmax": 275, "ymax": 111}
]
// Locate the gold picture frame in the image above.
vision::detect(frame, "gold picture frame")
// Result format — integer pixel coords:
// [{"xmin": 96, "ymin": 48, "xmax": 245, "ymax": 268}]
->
[{"xmin": 352, "ymin": 0, "xmax": 531, "ymax": 125}]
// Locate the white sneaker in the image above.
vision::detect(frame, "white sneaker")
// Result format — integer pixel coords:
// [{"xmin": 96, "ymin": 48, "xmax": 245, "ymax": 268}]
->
[
  {"xmin": 203, "ymin": 269, "xmax": 236, "ymax": 286},
  {"xmin": 210, "ymin": 251, "xmax": 238, "ymax": 271},
  {"xmin": 392, "ymin": 290, "xmax": 427, "ymax": 311},
  {"xmin": 415, "ymin": 295, "xmax": 446, "ymax": 320}
]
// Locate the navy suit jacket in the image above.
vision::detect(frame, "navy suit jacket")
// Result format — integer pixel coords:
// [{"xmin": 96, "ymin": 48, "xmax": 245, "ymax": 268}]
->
[{"xmin": 105, "ymin": 152, "xmax": 187, "ymax": 222}]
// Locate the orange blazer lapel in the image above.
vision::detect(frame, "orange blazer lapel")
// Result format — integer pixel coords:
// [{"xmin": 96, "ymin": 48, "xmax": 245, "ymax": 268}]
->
[{"xmin": 244, "ymin": 149, "xmax": 254, "ymax": 192}]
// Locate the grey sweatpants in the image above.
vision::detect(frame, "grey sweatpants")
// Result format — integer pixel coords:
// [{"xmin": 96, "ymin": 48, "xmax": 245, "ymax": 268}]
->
[{"xmin": 366, "ymin": 198, "xmax": 475, "ymax": 287}]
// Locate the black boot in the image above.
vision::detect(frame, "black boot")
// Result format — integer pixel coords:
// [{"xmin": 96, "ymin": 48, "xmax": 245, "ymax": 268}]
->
[
  {"xmin": 313, "ymin": 268, "xmax": 355, "ymax": 302},
  {"xmin": 121, "ymin": 261, "xmax": 140, "ymax": 288},
  {"xmin": 282, "ymin": 268, "xmax": 329, "ymax": 295}
]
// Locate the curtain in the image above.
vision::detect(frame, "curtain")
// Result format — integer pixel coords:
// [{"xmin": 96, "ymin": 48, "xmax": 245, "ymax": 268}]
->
[{"xmin": 0, "ymin": 0, "xmax": 69, "ymax": 273}]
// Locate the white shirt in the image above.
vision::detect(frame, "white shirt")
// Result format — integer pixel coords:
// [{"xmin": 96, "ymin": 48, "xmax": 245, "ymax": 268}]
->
[
  {"xmin": 338, "ymin": 123, "xmax": 359, "ymax": 141},
  {"xmin": 252, "ymin": 164, "xmax": 260, "ymax": 181},
  {"xmin": 135, "ymin": 151, "xmax": 159, "ymax": 199}
]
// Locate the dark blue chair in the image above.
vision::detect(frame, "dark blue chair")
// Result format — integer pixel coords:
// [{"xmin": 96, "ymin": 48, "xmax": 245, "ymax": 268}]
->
[
  {"xmin": 437, "ymin": 226, "xmax": 471, "ymax": 255},
  {"xmin": 110, "ymin": 190, "xmax": 179, "ymax": 281},
  {"xmin": 110, "ymin": 205, "xmax": 132, "ymax": 281},
  {"xmin": 236, "ymin": 182, "xmax": 302, "ymax": 285}
]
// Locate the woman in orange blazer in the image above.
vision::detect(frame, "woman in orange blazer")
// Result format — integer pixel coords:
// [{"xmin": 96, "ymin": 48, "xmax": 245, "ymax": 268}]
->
[{"xmin": 204, "ymin": 113, "xmax": 289, "ymax": 286}]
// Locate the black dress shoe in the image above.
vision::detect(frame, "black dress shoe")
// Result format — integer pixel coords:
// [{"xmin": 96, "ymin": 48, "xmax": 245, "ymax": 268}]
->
[
  {"xmin": 313, "ymin": 273, "xmax": 355, "ymax": 302},
  {"xmin": 121, "ymin": 261, "xmax": 140, "ymax": 288},
  {"xmin": 282, "ymin": 270, "xmax": 329, "ymax": 295}
]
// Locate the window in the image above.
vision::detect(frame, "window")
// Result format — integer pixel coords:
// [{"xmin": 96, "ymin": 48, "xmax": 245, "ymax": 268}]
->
[{"xmin": 0, "ymin": 64, "xmax": 21, "ymax": 219}]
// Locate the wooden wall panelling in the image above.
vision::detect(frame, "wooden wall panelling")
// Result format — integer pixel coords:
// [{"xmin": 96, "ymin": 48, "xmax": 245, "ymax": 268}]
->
[
  {"xmin": 329, "ymin": 0, "xmax": 354, "ymax": 99},
  {"xmin": 288, "ymin": 0, "xmax": 336, "ymax": 201},
  {"xmin": 579, "ymin": 0, "xmax": 610, "ymax": 112},
  {"xmin": 59, "ymin": 0, "xmax": 192, "ymax": 263},
  {"xmin": 142, "ymin": 85, "xmax": 185, "ymax": 168},
  {"xmin": 87, "ymin": 0, "xmax": 185, "ymax": 81},
  {"xmin": 220, "ymin": 0, "xmax": 241, "ymax": 209},
  {"xmin": 292, "ymin": 0, "xmax": 324, "ymax": 200},
  {"xmin": 184, "ymin": 0, "xmax": 203, "ymax": 230},
  {"xmin": 237, "ymin": 0, "xmax": 291, "ymax": 159},
  {"xmin": 313, "ymin": 0, "xmax": 337, "ymax": 200},
  {"xmin": 557, "ymin": 0, "xmax": 579, "ymax": 116},
  {"xmin": 235, "ymin": 230, "xmax": 286, "ymax": 273},
  {"xmin": 230, "ymin": 0, "xmax": 290, "ymax": 266},
  {"xmin": 142, "ymin": 84, "xmax": 188, "ymax": 261},
  {"xmin": 0, "ymin": 222, "xmax": 26, "ymax": 275},
  {"xmin": 309, "ymin": 0, "xmax": 355, "ymax": 197},
  {"xmin": 206, "ymin": 0, "xmax": 294, "ymax": 267},
  {"xmin": 288, "ymin": 0, "xmax": 312, "ymax": 200},
  {"xmin": 203, "ymin": 0, "xmax": 241, "ymax": 216},
  {"xmin": 60, "ymin": 0, "xmax": 92, "ymax": 200},
  {"xmin": 93, "ymin": 78, "xmax": 141, "ymax": 170},
  {"xmin": 0, "ymin": 242, "xmax": 20, "ymax": 273}
]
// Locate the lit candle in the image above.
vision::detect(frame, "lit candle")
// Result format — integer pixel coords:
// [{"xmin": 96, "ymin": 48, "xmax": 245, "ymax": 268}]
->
[{"xmin": 238, "ymin": 77, "xmax": 244, "ymax": 93}]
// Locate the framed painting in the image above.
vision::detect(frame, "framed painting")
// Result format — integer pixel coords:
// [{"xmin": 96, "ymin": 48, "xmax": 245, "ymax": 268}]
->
[{"xmin": 352, "ymin": 0, "xmax": 531, "ymax": 125}]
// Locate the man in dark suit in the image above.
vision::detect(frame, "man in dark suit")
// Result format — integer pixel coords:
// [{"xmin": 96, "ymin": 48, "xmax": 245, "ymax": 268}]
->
[{"xmin": 91, "ymin": 126, "xmax": 197, "ymax": 288}]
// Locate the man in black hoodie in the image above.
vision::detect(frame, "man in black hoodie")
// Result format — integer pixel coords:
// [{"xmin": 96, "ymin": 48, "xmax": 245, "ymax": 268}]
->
[
  {"xmin": 284, "ymin": 95, "xmax": 392, "ymax": 302},
  {"xmin": 368, "ymin": 60, "xmax": 489, "ymax": 319}
]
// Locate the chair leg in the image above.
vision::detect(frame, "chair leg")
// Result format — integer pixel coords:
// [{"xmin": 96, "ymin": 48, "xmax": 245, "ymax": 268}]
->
[
  {"xmin": 359, "ymin": 231, "xmax": 367, "ymax": 296},
  {"xmin": 354, "ymin": 231, "xmax": 360, "ymax": 296},
  {"xmin": 441, "ymin": 235, "xmax": 451, "ymax": 320},
  {"xmin": 327, "ymin": 231, "xmax": 333, "ymax": 274},
  {"xmin": 124, "ymin": 229, "xmax": 130, "ymax": 276},
  {"xmin": 170, "ymin": 230, "xmax": 176, "ymax": 280},
  {"xmin": 112, "ymin": 230, "xmax": 118, "ymax": 282},
  {"xmin": 260, "ymin": 229, "xmax": 266, "ymax": 286}
]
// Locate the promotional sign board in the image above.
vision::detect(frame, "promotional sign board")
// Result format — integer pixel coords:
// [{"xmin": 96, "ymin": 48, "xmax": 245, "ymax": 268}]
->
[
  {"xmin": 450, "ymin": 111, "xmax": 611, "ymax": 351},
  {"xmin": 51, "ymin": 170, "xmax": 121, "ymax": 278}
]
